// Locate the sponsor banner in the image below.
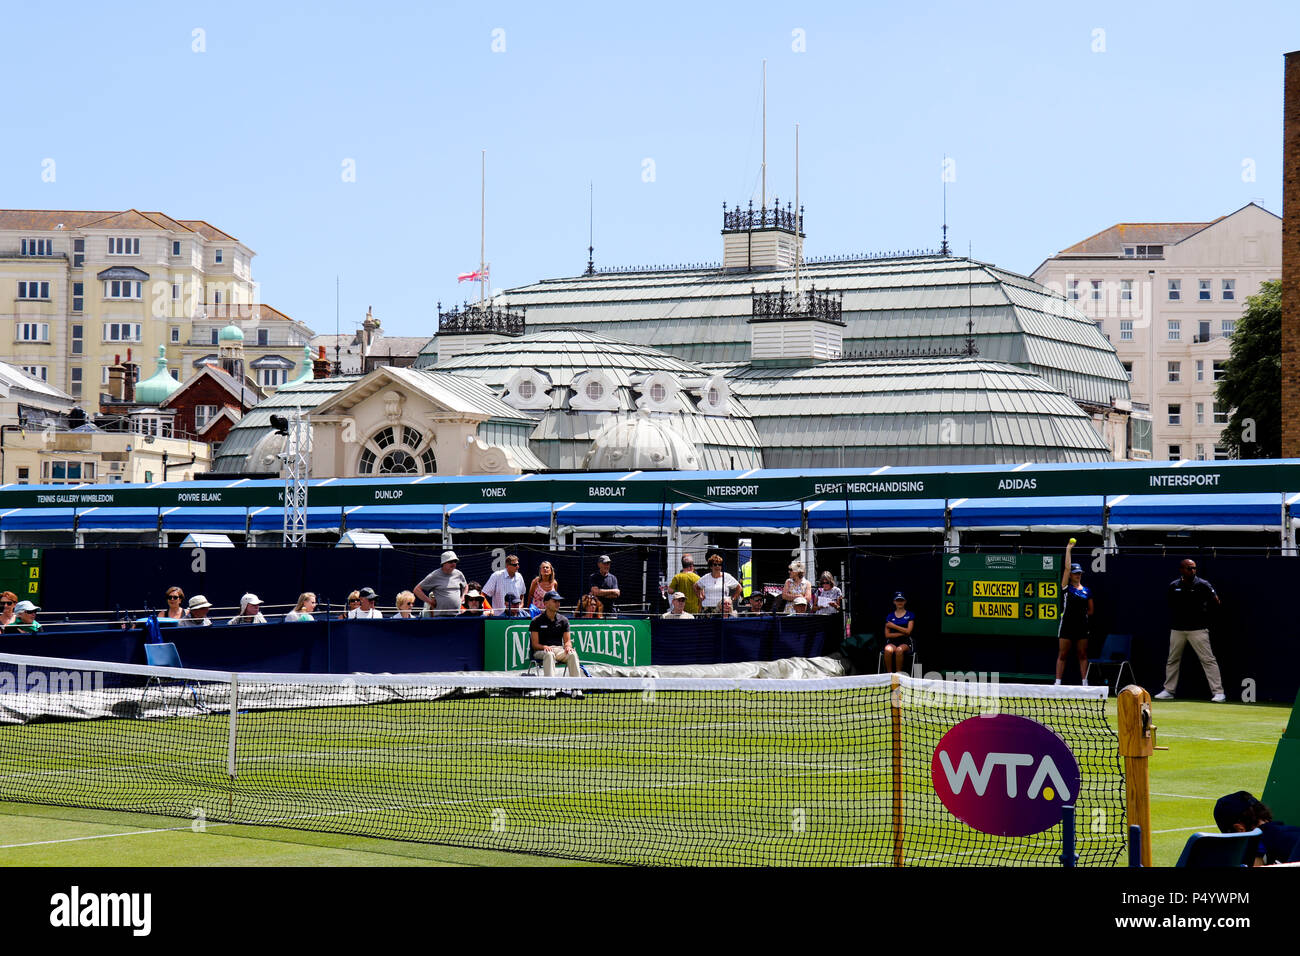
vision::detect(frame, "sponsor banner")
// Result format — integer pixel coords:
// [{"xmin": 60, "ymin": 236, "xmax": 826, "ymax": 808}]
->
[
  {"xmin": 931, "ymin": 714, "xmax": 1081, "ymax": 837},
  {"xmin": 484, "ymin": 619, "xmax": 651, "ymax": 671},
  {"xmin": 0, "ymin": 462, "xmax": 1297, "ymax": 510}
]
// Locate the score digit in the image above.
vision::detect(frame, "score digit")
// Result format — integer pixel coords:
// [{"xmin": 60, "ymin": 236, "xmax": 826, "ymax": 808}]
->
[
  {"xmin": 945, "ymin": 580, "xmax": 955, "ymax": 596},
  {"xmin": 944, "ymin": 601, "xmax": 955, "ymax": 616}
]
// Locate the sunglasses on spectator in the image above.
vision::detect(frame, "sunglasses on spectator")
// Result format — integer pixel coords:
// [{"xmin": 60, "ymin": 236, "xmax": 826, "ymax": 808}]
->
[
  {"xmin": 167, "ymin": 594, "xmax": 182, "ymax": 600},
  {"xmin": 0, "ymin": 602, "xmax": 11, "ymax": 607}
]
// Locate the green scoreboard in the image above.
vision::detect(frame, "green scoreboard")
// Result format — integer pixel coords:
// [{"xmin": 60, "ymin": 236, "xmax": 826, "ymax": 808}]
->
[
  {"xmin": 941, "ymin": 553, "xmax": 1062, "ymax": 636},
  {"xmin": 0, "ymin": 548, "xmax": 41, "ymax": 604}
]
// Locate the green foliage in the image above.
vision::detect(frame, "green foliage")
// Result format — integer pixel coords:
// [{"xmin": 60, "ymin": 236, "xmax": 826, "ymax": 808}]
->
[{"xmin": 1218, "ymin": 279, "xmax": 1281, "ymax": 459}]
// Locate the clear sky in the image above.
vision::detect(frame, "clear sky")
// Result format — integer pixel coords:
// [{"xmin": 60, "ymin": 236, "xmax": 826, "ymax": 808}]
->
[{"xmin": 2, "ymin": 1, "xmax": 1296, "ymax": 340}]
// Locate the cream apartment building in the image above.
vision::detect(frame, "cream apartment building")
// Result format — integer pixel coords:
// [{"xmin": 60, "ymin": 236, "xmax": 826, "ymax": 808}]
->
[
  {"xmin": 1033, "ymin": 203, "xmax": 1280, "ymax": 460},
  {"xmin": 0, "ymin": 209, "xmax": 312, "ymax": 409}
]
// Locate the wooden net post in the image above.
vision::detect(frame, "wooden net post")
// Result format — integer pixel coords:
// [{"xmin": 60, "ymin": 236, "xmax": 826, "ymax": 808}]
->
[{"xmin": 1117, "ymin": 685, "xmax": 1155, "ymax": 867}]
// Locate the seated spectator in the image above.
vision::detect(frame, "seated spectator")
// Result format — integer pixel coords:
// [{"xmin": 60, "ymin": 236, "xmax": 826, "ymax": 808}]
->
[
  {"xmin": 285, "ymin": 592, "xmax": 316, "ymax": 622},
  {"xmin": 0, "ymin": 591, "xmax": 17, "ymax": 630},
  {"xmin": 785, "ymin": 596, "xmax": 810, "ymax": 615},
  {"xmin": 9, "ymin": 600, "xmax": 41, "ymax": 634},
  {"xmin": 782, "ymin": 562, "xmax": 813, "ymax": 607},
  {"xmin": 815, "ymin": 572, "xmax": 843, "ymax": 615},
  {"xmin": 161, "ymin": 587, "xmax": 186, "ymax": 622},
  {"xmin": 720, "ymin": 597, "xmax": 738, "ymax": 618},
  {"xmin": 1215, "ymin": 791, "xmax": 1300, "ymax": 865},
  {"xmin": 661, "ymin": 591, "xmax": 693, "ymax": 620},
  {"xmin": 349, "ymin": 587, "xmax": 383, "ymax": 619},
  {"xmin": 392, "ymin": 591, "xmax": 417, "ymax": 619},
  {"xmin": 494, "ymin": 593, "xmax": 531, "ymax": 619},
  {"xmin": 577, "ymin": 593, "xmax": 604, "ymax": 619},
  {"xmin": 342, "ymin": 590, "xmax": 361, "ymax": 620},
  {"xmin": 228, "ymin": 593, "xmax": 267, "ymax": 625},
  {"xmin": 742, "ymin": 592, "xmax": 768, "ymax": 614},
  {"xmin": 462, "ymin": 584, "xmax": 491, "ymax": 616},
  {"xmin": 181, "ymin": 595, "xmax": 213, "ymax": 627}
]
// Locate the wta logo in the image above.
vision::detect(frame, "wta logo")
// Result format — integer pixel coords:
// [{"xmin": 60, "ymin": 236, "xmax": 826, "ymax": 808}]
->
[{"xmin": 931, "ymin": 714, "xmax": 1080, "ymax": 837}]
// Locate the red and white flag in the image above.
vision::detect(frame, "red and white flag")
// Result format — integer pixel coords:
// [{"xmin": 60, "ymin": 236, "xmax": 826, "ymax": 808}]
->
[{"xmin": 457, "ymin": 266, "xmax": 489, "ymax": 283}]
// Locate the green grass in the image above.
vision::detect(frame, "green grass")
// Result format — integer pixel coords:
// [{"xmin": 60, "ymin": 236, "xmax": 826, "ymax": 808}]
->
[{"xmin": 0, "ymin": 691, "xmax": 1288, "ymax": 867}]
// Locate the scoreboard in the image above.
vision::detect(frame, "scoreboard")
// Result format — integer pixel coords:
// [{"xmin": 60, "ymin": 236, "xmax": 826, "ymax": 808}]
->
[{"xmin": 941, "ymin": 553, "xmax": 1061, "ymax": 636}]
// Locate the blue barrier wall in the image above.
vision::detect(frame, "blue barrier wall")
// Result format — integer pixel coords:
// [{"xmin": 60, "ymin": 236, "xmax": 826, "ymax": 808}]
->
[{"xmin": 0, "ymin": 615, "xmax": 840, "ymax": 674}]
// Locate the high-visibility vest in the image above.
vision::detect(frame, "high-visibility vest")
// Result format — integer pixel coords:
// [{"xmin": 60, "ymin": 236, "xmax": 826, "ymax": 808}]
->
[{"xmin": 741, "ymin": 560, "xmax": 753, "ymax": 595}]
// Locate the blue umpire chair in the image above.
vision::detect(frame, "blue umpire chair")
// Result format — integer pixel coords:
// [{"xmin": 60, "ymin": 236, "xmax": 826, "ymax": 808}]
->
[
  {"xmin": 140, "ymin": 641, "xmax": 209, "ymax": 715},
  {"xmin": 1174, "ymin": 828, "xmax": 1262, "ymax": 867},
  {"xmin": 1084, "ymin": 633, "xmax": 1134, "ymax": 695}
]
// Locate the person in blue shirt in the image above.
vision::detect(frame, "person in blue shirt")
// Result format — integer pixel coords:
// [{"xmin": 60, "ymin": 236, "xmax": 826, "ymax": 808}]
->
[
  {"xmin": 882, "ymin": 592, "xmax": 915, "ymax": 673},
  {"xmin": 1214, "ymin": 791, "xmax": 1300, "ymax": 865},
  {"xmin": 492, "ymin": 592, "xmax": 532, "ymax": 619},
  {"xmin": 1055, "ymin": 540, "xmax": 1093, "ymax": 685}
]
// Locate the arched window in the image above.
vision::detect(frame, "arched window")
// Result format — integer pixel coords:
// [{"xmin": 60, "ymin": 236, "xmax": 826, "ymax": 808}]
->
[
  {"xmin": 357, "ymin": 425, "xmax": 435, "ymax": 476},
  {"xmin": 380, "ymin": 450, "xmax": 417, "ymax": 474}
]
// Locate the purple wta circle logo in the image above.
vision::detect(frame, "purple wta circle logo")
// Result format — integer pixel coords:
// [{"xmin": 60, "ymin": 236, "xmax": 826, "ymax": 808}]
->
[{"xmin": 931, "ymin": 714, "xmax": 1081, "ymax": 838}]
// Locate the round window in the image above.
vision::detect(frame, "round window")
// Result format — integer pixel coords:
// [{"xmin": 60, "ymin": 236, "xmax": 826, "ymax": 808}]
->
[
  {"xmin": 650, "ymin": 382, "xmax": 666, "ymax": 403},
  {"xmin": 379, "ymin": 450, "xmax": 418, "ymax": 474},
  {"xmin": 586, "ymin": 380, "xmax": 605, "ymax": 402},
  {"xmin": 518, "ymin": 380, "xmax": 536, "ymax": 400}
]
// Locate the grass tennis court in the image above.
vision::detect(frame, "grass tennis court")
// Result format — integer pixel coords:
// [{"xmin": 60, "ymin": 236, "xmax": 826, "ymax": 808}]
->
[{"xmin": 0, "ymin": 694, "xmax": 1287, "ymax": 867}]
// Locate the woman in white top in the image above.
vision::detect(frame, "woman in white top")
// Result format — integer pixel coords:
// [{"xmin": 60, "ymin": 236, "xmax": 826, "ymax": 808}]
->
[
  {"xmin": 228, "ymin": 592, "xmax": 268, "ymax": 625},
  {"xmin": 696, "ymin": 553, "xmax": 741, "ymax": 612},
  {"xmin": 284, "ymin": 592, "xmax": 316, "ymax": 622},
  {"xmin": 781, "ymin": 561, "xmax": 813, "ymax": 609},
  {"xmin": 814, "ymin": 573, "xmax": 843, "ymax": 615},
  {"xmin": 392, "ymin": 590, "xmax": 417, "ymax": 619}
]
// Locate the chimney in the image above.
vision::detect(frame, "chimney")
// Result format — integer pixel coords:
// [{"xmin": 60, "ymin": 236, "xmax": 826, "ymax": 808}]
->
[
  {"xmin": 108, "ymin": 355, "xmax": 125, "ymax": 402},
  {"xmin": 313, "ymin": 345, "xmax": 332, "ymax": 379},
  {"xmin": 121, "ymin": 347, "xmax": 137, "ymax": 403},
  {"xmin": 721, "ymin": 199, "xmax": 804, "ymax": 272},
  {"xmin": 1283, "ymin": 50, "xmax": 1300, "ymax": 456}
]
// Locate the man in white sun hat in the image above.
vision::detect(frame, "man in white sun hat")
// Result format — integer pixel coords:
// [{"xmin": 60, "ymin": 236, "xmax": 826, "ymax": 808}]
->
[{"xmin": 415, "ymin": 550, "xmax": 468, "ymax": 617}]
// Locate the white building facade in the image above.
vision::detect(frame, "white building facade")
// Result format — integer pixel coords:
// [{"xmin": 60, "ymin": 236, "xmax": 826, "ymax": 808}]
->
[{"xmin": 1032, "ymin": 203, "xmax": 1281, "ymax": 461}]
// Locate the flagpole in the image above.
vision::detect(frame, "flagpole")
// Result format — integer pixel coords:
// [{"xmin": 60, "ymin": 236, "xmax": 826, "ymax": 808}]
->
[{"xmin": 480, "ymin": 149, "xmax": 486, "ymax": 305}]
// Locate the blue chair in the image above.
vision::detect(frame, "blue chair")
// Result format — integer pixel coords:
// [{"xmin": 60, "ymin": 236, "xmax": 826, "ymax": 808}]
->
[
  {"xmin": 1175, "ymin": 828, "xmax": 1262, "ymax": 867},
  {"xmin": 1085, "ymin": 633, "xmax": 1134, "ymax": 694},
  {"xmin": 140, "ymin": 642, "xmax": 207, "ymax": 715}
]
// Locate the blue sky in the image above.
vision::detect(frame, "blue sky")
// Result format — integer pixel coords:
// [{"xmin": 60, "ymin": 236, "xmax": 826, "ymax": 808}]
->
[{"xmin": 2, "ymin": 1, "xmax": 1296, "ymax": 339}]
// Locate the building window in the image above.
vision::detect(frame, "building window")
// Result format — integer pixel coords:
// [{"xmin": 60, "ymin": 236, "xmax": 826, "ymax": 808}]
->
[
  {"xmin": 1167, "ymin": 361, "xmax": 1180, "ymax": 383},
  {"xmin": 1119, "ymin": 320, "xmax": 1133, "ymax": 341},
  {"xmin": 1195, "ymin": 402, "xmax": 1204, "ymax": 425},
  {"xmin": 172, "ymin": 240, "xmax": 181, "ymax": 256},
  {"xmin": 214, "ymin": 249, "xmax": 224, "ymax": 264},
  {"xmin": 1213, "ymin": 361, "xmax": 1226, "ymax": 382},
  {"xmin": 101, "ymin": 366, "xmax": 112, "ymax": 385},
  {"xmin": 103, "ymin": 323, "xmax": 142, "ymax": 342},
  {"xmin": 42, "ymin": 460, "xmax": 95, "ymax": 484},
  {"xmin": 16, "ymin": 467, "xmax": 29, "ymax": 485},
  {"xmin": 213, "ymin": 289, "xmax": 222, "ymax": 305},
  {"xmin": 421, "ymin": 448, "xmax": 437, "ymax": 472},
  {"xmin": 17, "ymin": 281, "xmax": 50, "ymax": 300},
  {"xmin": 171, "ymin": 327, "xmax": 180, "ymax": 343},
  {"xmin": 1168, "ymin": 445, "xmax": 1181, "ymax": 460},
  {"xmin": 379, "ymin": 450, "xmax": 417, "ymax": 474},
  {"xmin": 1196, "ymin": 359, "xmax": 1204, "ymax": 382},
  {"xmin": 1120, "ymin": 279, "xmax": 1133, "ymax": 302},
  {"xmin": 1123, "ymin": 245, "xmax": 1163, "ymax": 258},
  {"xmin": 194, "ymin": 405, "xmax": 220, "ymax": 430},
  {"xmin": 20, "ymin": 365, "xmax": 47, "ymax": 381},
  {"xmin": 1221, "ymin": 319, "xmax": 1236, "ymax": 337},
  {"xmin": 1121, "ymin": 361, "xmax": 1133, "ymax": 380},
  {"xmin": 20, "ymin": 238, "xmax": 53, "ymax": 256},
  {"xmin": 585, "ymin": 380, "xmax": 605, "ymax": 402},
  {"xmin": 172, "ymin": 284, "xmax": 180, "ymax": 301},
  {"xmin": 107, "ymin": 237, "xmax": 140, "ymax": 256},
  {"xmin": 1198, "ymin": 279, "xmax": 1211, "ymax": 301},
  {"xmin": 105, "ymin": 279, "xmax": 142, "ymax": 299},
  {"xmin": 1067, "ymin": 279, "xmax": 1080, "ymax": 301},
  {"xmin": 1195, "ymin": 443, "xmax": 1205, "ymax": 460},
  {"xmin": 258, "ymin": 368, "xmax": 285, "ymax": 388},
  {"xmin": 211, "ymin": 328, "xmax": 219, "ymax": 345},
  {"xmin": 170, "ymin": 369, "xmax": 179, "ymax": 380},
  {"xmin": 72, "ymin": 238, "xmax": 84, "ymax": 268},
  {"xmin": 72, "ymin": 281, "xmax": 84, "ymax": 312},
  {"xmin": 358, "ymin": 449, "xmax": 377, "ymax": 474},
  {"xmin": 70, "ymin": 367, "xmax": 82, "ymax": 397},
  {"xmin": 1168, "ymin": 279, "xmax": 1181, "ymax": 301},
  {"xmin": 1222, "ymin": 279, "xmax": 1235, "ymax": 301},
  {"xmin": 1090, "ymin": 280, "xmax": 1102, "ymax": 301},
  {"xmin": 1167, "ymin": 319, "xmax": 1180, "ymax": 340},
  {"xmin": 18, "ymin": 323, "xmax": 49, "ymax": 342},
  {"xmin": 1168, "ymin": 404, "xmax": 1181, "ymax": 426},
  {"xmin": 1213, "ymin": 402, "xmax": 1230, "ymax": 425},
  {"xmin": 373, "ymin": 426, "xmax": 396, "ymax": 449},
  {"xmin": 402, "ymin": 426, "xmax": 423, "ymax": 449},
  {"xmin": 257, "ymin": 328, "xmax": 269, "ymax": 346}
]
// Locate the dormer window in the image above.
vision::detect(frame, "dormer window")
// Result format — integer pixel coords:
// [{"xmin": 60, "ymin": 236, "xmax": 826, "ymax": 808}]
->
[
  {"xmin": 697, "ymin": 373, "xmax": 731, "ymax": 416},
  {"xmin": 518, "ymin": 380, "xmax": 536, "ymax": 400},
  {"xmin": 650, "ymin": 382, "xmax": 666, "ymax": 403},
  {"xmin": 585, "ymin": 380, "xmax": 605, "ymax": 402},
  {"xmin": 571, "ymin": 369, "xmax": 620, "ymax": 411},
  {"xmin": 635, "ymin": 372, "xmax": 684, "ymax": 413},
  {"xmin": 502, "ymin": 368, "xmax": 552, "ymax": 410}
]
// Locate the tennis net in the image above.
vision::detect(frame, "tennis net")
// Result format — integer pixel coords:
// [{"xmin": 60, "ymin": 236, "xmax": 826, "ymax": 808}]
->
[{"xmin": 0, "ymin": 652, "xmax": 1125, "ymax": 866}]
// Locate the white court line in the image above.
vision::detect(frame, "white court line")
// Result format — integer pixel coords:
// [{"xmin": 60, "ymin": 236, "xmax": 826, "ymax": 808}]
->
[
  {"xmin": 1152, "ymin": 791, "xmax": 1218, "ymax": 800},
  {"xmin": 1153, "ymin": 825, "xmax": 1215, "ymax": 835},
  {"xmin": 0, "ymin": 823, "xmax": 228, "ymax": 849},
  {"xmin": 1157, "ymin": 732, "xmax": 1277, "ymax": 745}
]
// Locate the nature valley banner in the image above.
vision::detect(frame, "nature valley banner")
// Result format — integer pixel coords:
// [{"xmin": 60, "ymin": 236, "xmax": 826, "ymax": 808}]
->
[{"xmin": 484, "ymin": 619, "xmax": 651, "ymax": 670}]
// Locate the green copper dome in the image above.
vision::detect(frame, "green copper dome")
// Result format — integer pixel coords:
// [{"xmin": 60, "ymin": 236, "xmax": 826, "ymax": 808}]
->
[
  {"xmin": 135, "ymin": 345, "xmax": 182, "ymax": 404},
  {"xmin": 219, "ymin": 323, "xmax": 244, "ymax": 343}
]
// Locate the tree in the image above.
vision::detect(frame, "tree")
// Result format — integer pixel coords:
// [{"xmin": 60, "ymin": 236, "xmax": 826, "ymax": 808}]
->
[{"xmin": 1217, "ymin": 279, "xmax": 1280, "ymax": 459}]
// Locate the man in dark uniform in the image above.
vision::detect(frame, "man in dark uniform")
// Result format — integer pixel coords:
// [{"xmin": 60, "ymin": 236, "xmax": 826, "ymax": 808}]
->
[
  {"xmin": 1156, "ymin": 558, "xmax": 1225, "ymax": 702},
  {"xmin": 529, "ymin": 590, "xmax": 582, "ymax": 678},
  {"xmin": 1214, "ymin": 791, "xmax": 1300, "ymax": 865}
]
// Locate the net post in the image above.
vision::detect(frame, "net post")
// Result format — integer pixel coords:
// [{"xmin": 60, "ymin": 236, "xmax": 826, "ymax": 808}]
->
[
  {"xmin": 227, "ymin": 673, "xmax": 239, "ymax": 815},
  {"xmin": 1059, "ymin": 804, "xmax": 1077, "ymax": 867},
  {"xmin": 1117, "ymin": 685, "xmax": 1154, "ymax": 867},
  {"xmin": 1128, "ymin": 824, "xmax": 1143, "ymax": 867},
  {"xmin": 891, "ymin": 672, "xmax": 904, "ymax": 867}
]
